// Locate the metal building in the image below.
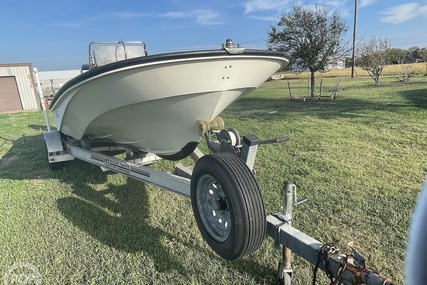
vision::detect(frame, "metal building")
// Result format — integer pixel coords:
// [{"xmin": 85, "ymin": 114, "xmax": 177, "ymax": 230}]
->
[{"xmin": 0, "ymin": 63, "xmax": 39, "ymax": 112}]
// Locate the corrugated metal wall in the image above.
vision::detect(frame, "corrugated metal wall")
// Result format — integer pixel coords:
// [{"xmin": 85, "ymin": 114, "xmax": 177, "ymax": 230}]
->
[{"xmin": 0, "ymin": 63, "xmax": 39, "ymax": 110}]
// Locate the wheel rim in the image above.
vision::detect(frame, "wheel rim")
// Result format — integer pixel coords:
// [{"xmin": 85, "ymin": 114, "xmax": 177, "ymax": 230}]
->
[{"xmin": 196, "ymin": 174, "xmax": 231, "ymax": 242}]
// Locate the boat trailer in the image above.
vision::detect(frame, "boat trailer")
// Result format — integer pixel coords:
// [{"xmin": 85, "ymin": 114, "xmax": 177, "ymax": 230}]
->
[{"xmin": 36, "ymin": 70, "xmax": 397, "ymax": 285}]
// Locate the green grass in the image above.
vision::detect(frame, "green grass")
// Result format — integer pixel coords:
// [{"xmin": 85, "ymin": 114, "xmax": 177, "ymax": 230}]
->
[{"xmin": 1, "ymin": 76, "xmax": 426, "ymax": 284}]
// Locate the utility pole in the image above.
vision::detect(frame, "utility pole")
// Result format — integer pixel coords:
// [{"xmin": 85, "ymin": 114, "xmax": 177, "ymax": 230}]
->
[{"xmin": 351, "ymin": 0, "xmax": 358, "ymax": 78}]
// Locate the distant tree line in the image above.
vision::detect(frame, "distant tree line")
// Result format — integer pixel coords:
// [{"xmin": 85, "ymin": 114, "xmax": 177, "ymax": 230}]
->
[
  {"xmin": 387, "ymin": 47, "xmax": 427, "ymax": 64},
  {"xmin": 267, "ymin": 5, "xmax": 427, "ymax": 95},
  {"xmin": 353, "ymin": 37, "xmax": 427, "ymax": 85},
  {"xmin": 347, "ymin": 46, "xmax": 427, "ymax": 68}
]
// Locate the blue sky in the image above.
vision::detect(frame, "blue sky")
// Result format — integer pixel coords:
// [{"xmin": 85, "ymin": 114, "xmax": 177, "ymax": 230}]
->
[{"xmin": 1, "ymin": 0, "xmax": 426, "ymax": 71}]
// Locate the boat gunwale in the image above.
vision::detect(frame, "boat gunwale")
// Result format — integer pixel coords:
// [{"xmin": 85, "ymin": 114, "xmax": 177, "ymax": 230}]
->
[{"xmin": 49, "ymin": 49, "xmax": 288, "ymax": 109}]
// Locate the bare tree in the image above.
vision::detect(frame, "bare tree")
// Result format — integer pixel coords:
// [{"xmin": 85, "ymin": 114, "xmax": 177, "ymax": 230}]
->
[
  {"xmin": 267, "ymin": 5, "xmax": 347, "ymax": 100},
  {"xmin": 357, "ymin": 37, "xmax": 389, "ymax": 85},
  {"xmin": 396, "ymin": 65, "xmax": 420, "ymax": 82}
]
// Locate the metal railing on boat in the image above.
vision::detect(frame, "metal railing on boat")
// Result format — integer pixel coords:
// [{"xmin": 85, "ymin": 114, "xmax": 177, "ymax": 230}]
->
[{"xmin": 88, "ymin": 41, "xmax": 147, "ymax": 69}]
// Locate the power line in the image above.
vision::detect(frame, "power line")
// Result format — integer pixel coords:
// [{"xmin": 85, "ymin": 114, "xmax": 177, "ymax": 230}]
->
[
  {"xmin": 351, "ymin": 0, "xmax": 358, "ymax": 78},
  {"xmin": 241, "ymin": 38, "xmax": 267, "ymax": 45}
]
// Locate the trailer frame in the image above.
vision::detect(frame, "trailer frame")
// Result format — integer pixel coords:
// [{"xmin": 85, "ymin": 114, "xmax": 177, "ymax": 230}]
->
[
  {"xmin": 36, "ymin": 67, "xmax": 397, "ymax": 285},
  {"xmin": 42, "ymin": 129, "xmax": 396, "ymax": 285}
]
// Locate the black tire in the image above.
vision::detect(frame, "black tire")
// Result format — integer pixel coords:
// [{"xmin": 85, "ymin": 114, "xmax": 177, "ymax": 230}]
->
[{"xmin": 190, "ymin": 152, "xmax": 266, "ymax": 260}]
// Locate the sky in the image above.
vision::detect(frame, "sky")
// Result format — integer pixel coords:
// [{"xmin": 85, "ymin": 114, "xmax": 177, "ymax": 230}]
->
[{"xmin": 1, "ymin": 0, "xmax": 426, "ymax": 71}]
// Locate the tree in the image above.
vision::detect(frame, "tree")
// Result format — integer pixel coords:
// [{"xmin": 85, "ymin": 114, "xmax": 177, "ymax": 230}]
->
[
  {"xmin": 420, "ymin": 48, "xmax": 427, "ymax": 62},
  {"xmin": 267, "ymin": 5, "xmax": 347, "ymax": 100},
  {"xmin": 407, "ymin": 47, "xmax": 422, "ymax": 61},
  {"xmin": 357, "ymin": 36, "xmax": 389, "ymax": 85},
  {"xmin": 387, "ymin": 48, "xmax": 407, "ymax": 64},
  {"xmin": 420, "ymin": 48, "xmax": 427, "ymax": 75},
  {"xmin": 396, "ymin": 65, "xmax": 420, "ymax": 82}
]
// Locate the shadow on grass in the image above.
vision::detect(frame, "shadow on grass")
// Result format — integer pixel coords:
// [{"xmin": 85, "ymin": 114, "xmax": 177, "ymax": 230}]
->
[
  {"xmin": 28, "ymin": 124, "xmax": 52, "ymax": 131},
  {"xmin": 0, "ymin": 132, "xmax": 278, "ymax": 283},
  {"xmin": 56, "ymin": 177, "xmax": 188, "ymax": 273},
  {"xmin": 56, "ymin": 180, "xmax": 277, "ymax": 282},
  {"xmin": 399, "ymin": 87, "xmax": 427, "ymax": 108},
  {"xmin": 0, "ymin": 133, "xmax": 187, "ymax": 273},
  {"xmin": 54, "ymin": 160, "xmax": 278, "ymax": 282},
  {"xmin": 0, "ymin": 133, "xmax": 47, "ymax": 179}
]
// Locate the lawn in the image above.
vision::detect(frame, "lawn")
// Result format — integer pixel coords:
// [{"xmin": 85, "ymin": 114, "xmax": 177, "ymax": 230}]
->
[{"xmin": 0, "ymin": 75, "xmax": 426, "ymax": 284}]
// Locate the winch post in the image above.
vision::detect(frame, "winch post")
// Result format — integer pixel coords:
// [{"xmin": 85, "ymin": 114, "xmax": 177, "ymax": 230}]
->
[{"xmin": 240, "ymin": 134, "xmax": 260, "ymax": 170}]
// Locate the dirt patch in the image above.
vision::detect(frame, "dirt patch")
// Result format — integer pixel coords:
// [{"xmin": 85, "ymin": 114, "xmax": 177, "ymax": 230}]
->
[
  {"xmin": 0, "ymin": 155, "xmax": 22, "ymax": 170},
  {"xmin": 28, "ymin": 170, "xmax": 45, "ymax": 180}
]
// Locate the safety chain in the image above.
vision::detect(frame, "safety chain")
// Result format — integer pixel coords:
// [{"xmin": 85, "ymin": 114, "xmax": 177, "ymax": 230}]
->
[
  {"xmin": 312, "ymin": 243, "xmax": 340, "ymax": 285},
  {"xmin": 311, "ymin": 242, "xmax": 398, "ymax": 285},
  {"xmin": 332, "ymin": 256, "xmax": 348, "ymax": 285}
]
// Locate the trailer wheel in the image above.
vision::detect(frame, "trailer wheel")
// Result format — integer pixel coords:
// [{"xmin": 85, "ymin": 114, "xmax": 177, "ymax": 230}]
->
[{"xmin": 191, "ymin": 152, "xmax": 266, "ymax": 260}]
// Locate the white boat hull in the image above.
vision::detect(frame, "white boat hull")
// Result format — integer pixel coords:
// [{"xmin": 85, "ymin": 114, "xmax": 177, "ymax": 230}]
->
[{"xmin": 51, "ymin": 49, "xmax": 288, "ymax": 157}]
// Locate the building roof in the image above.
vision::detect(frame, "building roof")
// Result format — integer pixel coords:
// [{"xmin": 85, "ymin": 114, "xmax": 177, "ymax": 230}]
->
[{"xmin": 38, "ymin": 70, "xmax": 80, "ymax": 80}]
